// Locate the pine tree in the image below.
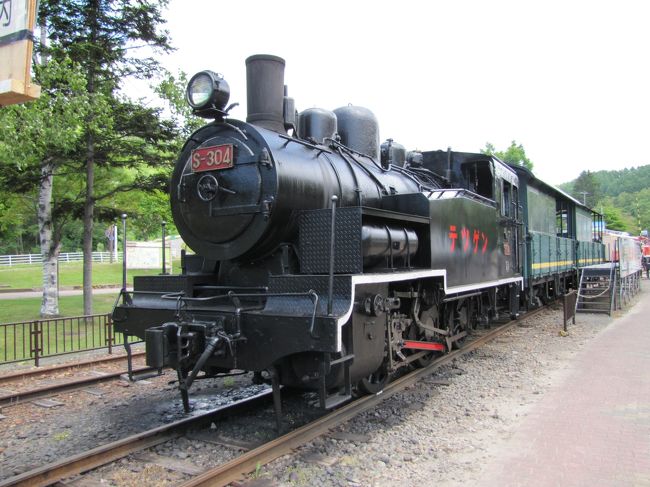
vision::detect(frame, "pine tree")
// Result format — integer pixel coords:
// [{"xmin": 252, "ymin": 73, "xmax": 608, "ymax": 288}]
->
[{"xmin": 38, "ymin": 0, "xmax": 173, "ymax": 314}]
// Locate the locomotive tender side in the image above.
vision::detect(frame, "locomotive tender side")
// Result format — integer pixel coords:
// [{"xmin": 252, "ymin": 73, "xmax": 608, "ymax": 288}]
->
[{"xmin": 112, "ymin": 54, "xmax": 601, "ymax": 417}]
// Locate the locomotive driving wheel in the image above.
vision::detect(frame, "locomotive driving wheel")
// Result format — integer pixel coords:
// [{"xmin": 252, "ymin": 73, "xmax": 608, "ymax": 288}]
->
[
  {"xmin": 450, "ymin": 305, "xmax": 466, "ymax": 349},
  {"xmin": 445, "ymin": 298, "xmax": 475, "ymax": 350},
  {"xmin": 410, "ymin": 296, "xmax": 443, "ymax": 367},
  {"xmin": 357, "ymin": 361, "xmax": 389, "ymax": 395}
]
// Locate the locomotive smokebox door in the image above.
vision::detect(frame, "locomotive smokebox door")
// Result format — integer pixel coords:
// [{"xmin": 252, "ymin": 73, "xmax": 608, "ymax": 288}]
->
[{"xmin": 171, "ymin": 123, "xmax": 278, "ymax": 262}]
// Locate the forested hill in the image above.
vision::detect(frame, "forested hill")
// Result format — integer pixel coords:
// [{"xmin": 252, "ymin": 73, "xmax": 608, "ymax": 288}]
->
[{"xmin": 559, "ymin": 165, "xmax": 650, "ymax": 234}]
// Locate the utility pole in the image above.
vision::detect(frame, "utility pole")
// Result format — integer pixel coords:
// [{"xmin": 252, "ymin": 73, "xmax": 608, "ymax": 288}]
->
[
  {"xmin": 578, "ymin": 191, "xmax": 589, "ymax": 206},
  {"xmin": 161, "ymin": 220, "xmax": 168, "ymax": 275},
  {"xmin": 121, "ymin": 214, "xmax": 127, "ymax": 293}
]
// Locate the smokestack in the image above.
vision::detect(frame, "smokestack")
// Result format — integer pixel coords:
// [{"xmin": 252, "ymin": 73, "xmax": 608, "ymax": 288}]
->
[{"xmin": 245, "ymin": 54, "xmax": 286, "ymax": 133}]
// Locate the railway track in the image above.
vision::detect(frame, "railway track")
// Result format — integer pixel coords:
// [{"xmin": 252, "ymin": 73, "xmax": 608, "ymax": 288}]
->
[
  {"xmin": 0, "ymin": 366, "xmax": 156, "ymax": 407},
  {"xmin": 0, "ymin": 351, "xmax": 152, "ymax": 407},
  {"xmin": 0, "ymin": 351, "xmax": 146, "ymax": 385},
  {"xmin": 0, "ymin": 307, "xmax": 544, "ymax": 487}
]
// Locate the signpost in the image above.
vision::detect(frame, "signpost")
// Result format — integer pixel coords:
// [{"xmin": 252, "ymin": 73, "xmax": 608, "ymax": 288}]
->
[{"xmin": 0, "ymin": 0, "xmax": 40, "ymax": 105}]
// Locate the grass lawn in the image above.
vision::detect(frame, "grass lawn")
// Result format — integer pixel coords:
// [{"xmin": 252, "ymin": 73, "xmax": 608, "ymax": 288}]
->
[
  {"xmin": 0, "ymin": 293, "xmax": 118, "ymax": 323},
  {"xmin": 0, "ymin": 261, "xmax": 178, "ymax": 290},
  {"xmin": 0, "ymin": 260, "xmax": 181, "ymax": 324},
  {"xmin": 0, "ymin": 261, "xmax": 181, "ymax": 361},
  {"xmin": 0, "ymin": 294, "xmax": 123, "ymax": 362}
]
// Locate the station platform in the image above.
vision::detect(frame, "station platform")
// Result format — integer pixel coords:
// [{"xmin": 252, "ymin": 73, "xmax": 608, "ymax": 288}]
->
[{"xmin": 476, "ymin": 286, "xmax": 650, "ymax": 486}]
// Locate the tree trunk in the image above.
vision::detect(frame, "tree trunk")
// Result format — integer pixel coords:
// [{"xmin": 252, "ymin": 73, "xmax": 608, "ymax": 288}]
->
[
  {"xmin": 83, "ymin": 132, "xmax": 95, "ymax": 315},
  {"xmin": 39, "ymin": 159, "xmax": 60, "ymax": 317}
]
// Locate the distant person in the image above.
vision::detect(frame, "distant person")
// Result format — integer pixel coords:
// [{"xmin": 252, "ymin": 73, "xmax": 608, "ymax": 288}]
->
[{"xmin": 642, "ymin": 255, "xmax": 650, "ymax": 279}]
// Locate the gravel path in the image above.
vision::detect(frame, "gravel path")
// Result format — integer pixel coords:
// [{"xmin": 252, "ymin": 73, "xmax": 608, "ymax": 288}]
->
[{"xmin": 0, "ymin": 285, "xmax": 643, "ymax": 486}]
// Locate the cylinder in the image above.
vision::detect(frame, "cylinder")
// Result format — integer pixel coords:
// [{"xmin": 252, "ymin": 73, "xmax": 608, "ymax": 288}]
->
[
  {"xmin": 246, "ymin": 54, "xmax": 286, "ymax": 133},
  {"xmin": 334, "ymin": 105, "xmax": 380, "ymax": 160},
  {"xmin": 361, "ymin": 225, "xmax": 418, "ymax": 266},
  {"xmin": 298, "ymin": 108, "xmax": 338, "ymax": 143}
]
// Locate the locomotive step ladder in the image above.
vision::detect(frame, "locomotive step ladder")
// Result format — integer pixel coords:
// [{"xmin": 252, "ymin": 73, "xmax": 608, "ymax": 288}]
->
[
  {"xmin": 576, "ymin": 263, "xmax": 617, "ymax": 316},
  {"xmin": 318, "ymin": 353, "xmax": 354, "ymax": 409}
]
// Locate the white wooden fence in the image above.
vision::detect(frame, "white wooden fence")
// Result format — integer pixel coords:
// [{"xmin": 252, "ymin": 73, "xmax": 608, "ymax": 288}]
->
[{"xmin": 0, "ymin": 251, "xmax": 121, "ymax": 266}]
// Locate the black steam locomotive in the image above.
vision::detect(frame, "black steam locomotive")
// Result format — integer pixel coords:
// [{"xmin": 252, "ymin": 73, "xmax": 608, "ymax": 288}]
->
[{"xmin": 112, "ymin": 55, "xmax": 604, "ymax": 416}]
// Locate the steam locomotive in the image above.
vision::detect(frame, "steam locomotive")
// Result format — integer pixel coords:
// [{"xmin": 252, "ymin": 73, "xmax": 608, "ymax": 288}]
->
[{"xmin": 112, "ymin": 55, "xmax": 605, "ymax": 416}]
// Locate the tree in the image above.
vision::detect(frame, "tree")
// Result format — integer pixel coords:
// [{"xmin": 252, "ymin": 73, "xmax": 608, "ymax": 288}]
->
[
  {"xmin": 481, "ymin": 140, "xmax": 534, "ymax": 171},
  {"xmin": 38, "ymin": 0, "xmax": 173, "ymax": 314},
  {"xmin": 598, "ymin": 200, "xmax": 634, "ymax": 232},
  {"xmin": 600, "ymin": 203, "xmax": 626, "ymax": 231},
  {"xmin": 559, "ymin": 165, "xmax": 650, "ymax": 236},
  {"xmin": 155, "ymin": 70, "xmax": 205, "ymax": 138},
  {"xmin": 0, "ymin": 59, "xmax": 91, "ymax": 316},
  {"xmin": 0, "ymin": 194, "xmax": 39, "ymax": 254},
  {"xmin": 571, "ymin": 170, "xmax": 601, "ymax": 209}
]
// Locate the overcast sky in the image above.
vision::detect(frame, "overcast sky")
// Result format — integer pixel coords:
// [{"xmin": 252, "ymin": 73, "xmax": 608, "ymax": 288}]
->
[{"xmin": 158, "ymin": 0, "xmax": 649, "ymax": 185}]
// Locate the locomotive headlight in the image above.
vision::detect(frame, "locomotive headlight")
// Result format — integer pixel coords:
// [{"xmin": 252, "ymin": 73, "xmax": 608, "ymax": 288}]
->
[
  {"xmin": 187, "ymin": 73, "xmax": 212, "ymax": 107},
  {"xmin": 186, "ymin": 70, "xmax": 231, "ymax": 118}
]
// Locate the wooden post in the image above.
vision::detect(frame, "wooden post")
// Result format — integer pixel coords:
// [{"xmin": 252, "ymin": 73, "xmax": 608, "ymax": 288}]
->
[
  {"xmin": 30, "ymin": 320, "xmax": 42, "ymax": 366},
  {"xmin": 105, "ymin": 315, "xmax": 113, "ymax": 355},
  {"xmin": 0, "ymin": 0, "xmax": 41, "ymax": 105}
]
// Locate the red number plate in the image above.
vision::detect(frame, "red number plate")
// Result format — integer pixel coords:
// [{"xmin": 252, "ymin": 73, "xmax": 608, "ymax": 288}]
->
[{"xmin": 191, "ymin": 144, "xmax": 235, "ymax": 172}]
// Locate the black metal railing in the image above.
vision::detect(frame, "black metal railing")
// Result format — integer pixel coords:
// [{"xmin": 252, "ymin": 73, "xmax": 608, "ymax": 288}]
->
[{"xmin": 0, "ymin": 314, "xmax": 140, "ymax": 366}]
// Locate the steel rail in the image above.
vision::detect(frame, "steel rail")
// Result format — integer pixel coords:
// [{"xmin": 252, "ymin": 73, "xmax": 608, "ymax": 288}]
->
[
  {"xmin": 0, "ymin": 366, "xmax": 155, "ymax": 407},
  {"xmin": 0, "ymin": 351, "xmax": 146, "ymax": 385},
  {"xmin": 0, "ymin": 389, "xmax": 273, "ymax": 487},
  {"xmin": 180, "ymin": 312, "xmax": 542, "ymax": 487}
]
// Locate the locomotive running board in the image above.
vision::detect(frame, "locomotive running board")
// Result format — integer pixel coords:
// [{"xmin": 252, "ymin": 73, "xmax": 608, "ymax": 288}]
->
[
  {"xmin": 402, "ymin": 340, "xmax": 446, "ymax": 352},
  {"xmin": 335, "ymin": 271, "xmax": 524, "ymax": 352}
]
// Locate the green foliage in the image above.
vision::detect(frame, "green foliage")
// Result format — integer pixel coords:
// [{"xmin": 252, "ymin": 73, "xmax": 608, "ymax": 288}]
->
[
  {"xmin": 0, "ymin": 59, "xmax": 90, "ymax": 163},
  {"xmin": 561, "ymin": 165, "xmax": 650, "ymax": 235},
  {"xmin": 0, "ymin": 195, "xmax": 39, "ymax": 253},
  {"xmin": 594, "ymin": 165, "xmax": 650, "ymax": 197},
  {"xmin": 481, "ymin": 140, "xmax": 534, "ymax": 171},
  {"xmin": 112, "ymin": 188, "xmax": 175, "ymax": 240},
  {"xmin": 0, "ymin": 1, "xmax": 180, "ymax": 249},
  {"xmin": 0, "ymin": 59, "xmax": 91, "ymax": 171},
  {"xmin": 598, "ymin": 201, "xmax": 628, "ymax": 231},
  {"xmin": 39, "ymin": 0, "xmax": 172, "ymax": 92},
  {"xmin": 37, "ymin": 0, "xmax": 175, "ymax": 313},
  {"xmin": 603, "ymin": 189, "xmax": 650, "ymax": 235},
  {"xmin": 155, "ymin": 70, "xmax": 205, "ymax": 138},
  {"xmin": 41, "ymin": 0, "xmax": 181, "ymax": 215},
  {"xmin": 570, "ymin": 170, "xmax": 601, "ymax": 208},
  {"xmin": 0, "ymin": 59, "xmax": 92, "ymax": 252}
]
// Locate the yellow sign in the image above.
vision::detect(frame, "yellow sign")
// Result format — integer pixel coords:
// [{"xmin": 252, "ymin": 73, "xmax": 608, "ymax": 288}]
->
[{"xmin": 0, "ymin": 0, "xmax": 40, "ymax": 105}]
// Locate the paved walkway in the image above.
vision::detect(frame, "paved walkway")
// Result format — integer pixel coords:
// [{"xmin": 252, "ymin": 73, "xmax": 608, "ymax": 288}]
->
[
  {"xmin": 0, "ymin": 286, "xmax": 126, "ymax": 300},
  {"xmin": 476, "ymin": 290, "xmax": 650, "ymax": 486}
]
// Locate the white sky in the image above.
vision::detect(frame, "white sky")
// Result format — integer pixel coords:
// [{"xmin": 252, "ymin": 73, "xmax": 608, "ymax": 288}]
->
[{"xmin": 159, "ymin": 0, "xmax": 650, "ymax": 185}]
